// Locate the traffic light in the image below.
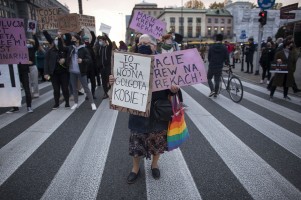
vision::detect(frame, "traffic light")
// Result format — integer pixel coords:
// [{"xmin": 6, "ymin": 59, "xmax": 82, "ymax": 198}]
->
[{"xmin": 258, "ymin": 11, "xmax": 267, "ymax": 26}]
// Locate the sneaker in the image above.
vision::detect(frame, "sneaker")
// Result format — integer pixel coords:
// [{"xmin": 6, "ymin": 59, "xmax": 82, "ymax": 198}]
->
[
  {"xmin": 260, "ymin": 80, "xmax": 264, "ymax": 84},
  {"xmin": 213, "ymin": 94, "xmax": 217, "ymax": 98},
  {"xmin": 269, "ymin": 96, "xmax": 273, "ymax": 101},
  {"xmin": 208, "ymin": 91, "xmax": 215, "ymax": 97},
  {"xmin": 71, "ymin": 104, "xmax": 78, "ymax": 110},
  {"xmin": 91, "ymin": 103, "xmax": 97, "ymax": 111},
  {"xmin": 78, "ymin": 91, "xmax": 84, "ymax": 96},
  {"xmin": 267, "ymin": 80, "xmax": 270, "ymax": 85},
  {"xmin": 32, "ymin": 93, "xmax": 39, "ymax": 98},
  {"xmin": 85, "ymin": 96, "xmax": 89, "ymax": 101},
  {"xmin": 6, "ymin": 107, "xmax": 19, "ymax": 113},
  {"xmin": 27, "ymin": 107, "xmax": 33, "ymax": 113},
  {"xmin": 284, "ymin": 96, "xmax": 291, "ymax": 100},
  {"xmin": 52, "ymin": 105, "xmax": 59, "ymax": 110},
  {"xmin": 65, "ymin": 103, "xmax": 70, "ymax": 108},
  {"xmin": 102, "ymin": 94, "xmax": 109, "ymax": 99}
]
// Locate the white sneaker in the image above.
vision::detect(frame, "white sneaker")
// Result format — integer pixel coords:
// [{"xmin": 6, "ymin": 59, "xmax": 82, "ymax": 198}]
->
[
  {"xmin": 91, "ymin": 103, "xmax": 97, "ymax": 111},
  {"xmin": 27, "ymin": 107, "xmax": 33, "ymax": 113},
  {"xmin": 260, "ymin": 80, "xmax": 264, "ymax": 84},
  {"xmin": 71, "ymin": 104, "xmax": 78, "ymax": 110}
]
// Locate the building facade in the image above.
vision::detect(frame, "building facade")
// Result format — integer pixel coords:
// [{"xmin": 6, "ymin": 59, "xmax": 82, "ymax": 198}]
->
[
  {"xmin": 0, "ymin": 0, "xmax": 69, "ymax": 38},
  {"xmin": 225, "ymin": 0, "xmax": 301, "ymax": 42}
]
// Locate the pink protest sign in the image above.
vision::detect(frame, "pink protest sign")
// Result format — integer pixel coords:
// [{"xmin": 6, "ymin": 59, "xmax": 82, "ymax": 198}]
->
[
  {"xmin": 0, "ymin": 18, "xmax": 29, "ymax": 64},
  {"xmin": 153, "ymin": 48, "xmax": 207, "ymax": 92},
  {"xmin": 129, "ymin": 10, "xmax": 166, "ymax": 39}
]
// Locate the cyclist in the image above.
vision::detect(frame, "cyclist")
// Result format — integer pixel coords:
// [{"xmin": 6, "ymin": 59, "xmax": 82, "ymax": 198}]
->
[{"xmin": 207, "ymin": 34, "xmax": 229, "ymax": 98}]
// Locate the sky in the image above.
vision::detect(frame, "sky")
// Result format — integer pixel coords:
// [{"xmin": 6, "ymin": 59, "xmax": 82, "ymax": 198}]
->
[{"xmin": 57, "ymin": 0, "xmax": 297, "ymax": 42}]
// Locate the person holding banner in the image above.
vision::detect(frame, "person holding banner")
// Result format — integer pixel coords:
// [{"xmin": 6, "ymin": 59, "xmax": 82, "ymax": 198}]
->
[
  {"xmin": 109, "ymin": 34, "xmax": 180, "ymax": 184},
  {"xmin": 95, "ymin": 33, "xmax": 112, "ymax": 99},
  {"xmin": 269, "ymin": 40, "xmax": 298, "ymax": 101}
]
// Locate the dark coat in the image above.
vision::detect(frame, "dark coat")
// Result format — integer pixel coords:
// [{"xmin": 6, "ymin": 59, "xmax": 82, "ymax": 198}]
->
[
  {"xmin": 18, "ymin": 34, "xmax": 39, "ymax": 73},
  {"xmin": 272, "ymin": 49, "xmax": 298, "ymax": 87},
  {"xmin": 245, "ymin": 42, "xmax": 255, "ymax": 62},
  {"xmin": 95, "ymin": 35, "xmax": 112, "ymax": 68}
]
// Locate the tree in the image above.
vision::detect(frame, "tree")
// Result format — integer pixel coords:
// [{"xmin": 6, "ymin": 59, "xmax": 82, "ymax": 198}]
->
[
  {"xmin": 209, "ymin": 2, "xmax": 224, "ymax": 9},
  {"xmin": 184, "ymin": 0, "xmax": 205, "ymax": 9}
]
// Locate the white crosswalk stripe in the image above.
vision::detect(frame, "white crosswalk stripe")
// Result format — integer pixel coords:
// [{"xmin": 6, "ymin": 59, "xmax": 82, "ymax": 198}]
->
[{"xmin": 0, "ymin": 80, "xmax": 300, "ymax": 200}]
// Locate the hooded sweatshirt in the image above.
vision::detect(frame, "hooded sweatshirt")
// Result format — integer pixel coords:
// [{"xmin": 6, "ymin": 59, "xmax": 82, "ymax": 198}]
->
[{"xmin": 208, "ymin": 42, "xmax": 229, "ymax": 69}]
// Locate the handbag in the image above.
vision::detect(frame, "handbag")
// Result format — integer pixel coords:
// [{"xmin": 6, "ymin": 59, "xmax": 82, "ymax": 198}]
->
[
  {"xmin": 167, "ymin": 94, "xmax": 189, "ymax": 151},
  {"xmin": 153, "ymin": 98, "xmax": 173, "ymax": 121}
]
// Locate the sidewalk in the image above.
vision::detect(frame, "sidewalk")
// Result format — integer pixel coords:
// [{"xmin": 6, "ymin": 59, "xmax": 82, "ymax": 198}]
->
[{"xmin": 231, "ymin": 59, "xmax": 301, "ymax": 98}]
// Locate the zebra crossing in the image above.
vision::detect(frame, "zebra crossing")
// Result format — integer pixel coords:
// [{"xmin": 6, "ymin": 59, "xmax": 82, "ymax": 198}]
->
[{"xmin": 0, "ymin": 81, "xmax": 300, "ymax": 200}]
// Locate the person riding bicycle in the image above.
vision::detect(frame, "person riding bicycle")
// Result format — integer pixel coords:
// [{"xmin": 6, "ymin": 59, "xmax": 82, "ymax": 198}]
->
[{"xmin": 207, "ymin": 34, "xmax": 229, "ymax": 98}]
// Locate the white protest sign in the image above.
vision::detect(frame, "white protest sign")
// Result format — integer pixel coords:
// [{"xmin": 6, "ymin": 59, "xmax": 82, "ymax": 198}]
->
[
  {"xmin": 111, "ymin": 52, "xmax": 152, "ymax": 112},
  {"xmin": 27, "ymin": 20, "xmax": 37, "ymax": 32},
  {"xmin": 99, "ymin": 23, "xmax": 111, "ymax": 34},
  {"xmin": 0, "ymin": 64, "xmax": 22, "ymax": 107}
]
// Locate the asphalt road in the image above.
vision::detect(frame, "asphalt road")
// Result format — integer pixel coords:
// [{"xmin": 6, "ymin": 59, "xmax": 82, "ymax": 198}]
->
[{"xmin": 0, "ymin": 78, "xmax": 301, "ymax": 200}]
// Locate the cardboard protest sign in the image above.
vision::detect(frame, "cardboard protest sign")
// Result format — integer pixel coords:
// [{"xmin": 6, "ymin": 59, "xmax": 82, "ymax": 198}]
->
[
  {"xmin": 153, "ymin": 48, "xmax": 207, "ymax": 92},
  {"xmin": 57, "ymin": 13, "xmax": 81, "ymax": 34},
  {"xmin": 0, "ymin": 18, "xmax": 29, "ymax": 64},
  {"xmin": 99, "ymin": 23, "xmax": 111, "ymax": 34},
  {"xmin": 0, "ymin": 64, "xmax": 22, "ymax": 107},
  {"xmin": 110, "ymin": 52, "xmax": 153, "ymax": 117},
  {"xmin": 79, "ymin": 14, "xmax": 95, "ymax": 30},
  {"xmin": 27, "ymin": 20, "xmax": 37, "ymax": 32},
  {"xmin": 129, "ymin": 10, "xmax": 166, "ymax": 39},
  {"xmin": 36, "ymin": 7, "xmax": 62, "ymax": 30}
]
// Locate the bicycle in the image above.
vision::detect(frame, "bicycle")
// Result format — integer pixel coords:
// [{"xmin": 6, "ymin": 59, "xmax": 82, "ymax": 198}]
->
[{"xmin": 218, "ymin": 64, "xmax": 243, "ymax": 103}]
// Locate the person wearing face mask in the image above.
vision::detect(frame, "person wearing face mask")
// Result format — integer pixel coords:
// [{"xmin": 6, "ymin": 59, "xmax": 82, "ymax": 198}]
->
[
  {"xmin": 59, "ymin": 34, "xmax": 96, "ymax": 110},
  {"xmin": 269, "ymin": 40, "xmax": 299, "ymax": 101},
  {"xmin": 43, "ymin": 30, "xmax": 70, "ymax": 110},
  {"xmin": 109, "ymin": 34, "xmax": 180, "ymax": 184},
  {"xmin": 6, "ymin": 33, "xmax": 39, "ymax": 113},
  {"xmin": 83, "ymin": 32, "xmax": 97, "ymax": 100},
  {"xmin": 95, "ymin": 33, "xmax": 112, "ymax": 99},
  {"xmin": 130, "ymin": 33, "xmax": 142, "ymax": 53}
]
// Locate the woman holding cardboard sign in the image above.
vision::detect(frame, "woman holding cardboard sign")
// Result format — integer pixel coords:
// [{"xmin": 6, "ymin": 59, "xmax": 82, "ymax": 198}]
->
[
  {"xmin": 109, "ymin": 34, "xmax": 179, "ymax": 184},
  {"xmin": 269, "ymin": 40, "xmax": 298, "ymax": 100}
]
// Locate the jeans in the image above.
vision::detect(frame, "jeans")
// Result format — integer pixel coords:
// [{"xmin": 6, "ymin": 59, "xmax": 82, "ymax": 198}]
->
[
  {"xmin": 51, "ymin": 71, "xmax": 70, "ymax": 106},
  {"xmin": 70, "ymin": 73, "xmax": 94, "ymax": 104},
  {"xmin": 207, "ymin": 68, "xmax": 222, "ymax": 94},
  {"xmin": 19, "ymin": 70, "xmax": 32, "ymax": 107}
]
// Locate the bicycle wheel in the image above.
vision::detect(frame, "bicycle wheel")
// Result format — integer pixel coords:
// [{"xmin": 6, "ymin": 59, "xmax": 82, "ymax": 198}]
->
[{"xmin": 228, "ymin": 76, "xmax": 243, "ymax": 103}]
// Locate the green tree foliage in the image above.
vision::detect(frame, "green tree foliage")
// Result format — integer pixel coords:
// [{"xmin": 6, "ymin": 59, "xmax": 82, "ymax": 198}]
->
[
  {"xmin": 209, "ymin": 2, "xmax": 224, "ymax": 9},
  {"xmin": 184, "ymin": 0, "xmax": 206, "ymax": 9}
]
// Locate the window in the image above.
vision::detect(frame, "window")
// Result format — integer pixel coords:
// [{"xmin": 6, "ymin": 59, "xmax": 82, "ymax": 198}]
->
[
  {"xmin": 214, "ymin": 27, "xmax": 218, "ymax": 35},
  {"xmin": 188, "ymin": 18, "xmax": 193, "ymax": 27},
  {"xmin": 228, "ymin": 19, "xmax": 232, "ymax": 24},
  {"xmin": 170, "ymin": 17, "xmax": 175, "ymax": 25},
  {"xmin": 188, "ymin": 26, "xmax": 193, "ymax": 37},
  {"xmin": 207, "ymin": 27, "xmax": 212, "ymax": 36},
  {"xmin": 215, "ymin": 18, "xmax": 218, "ymax": 23},
  {"xmin": 221, "ymin": 18, "xmax": 225, "ymax": 24},
  {"xmin": 196, "ymin": 18, "xmax": 201, "ymax": 25},
  {"xmin": 148, "ymin": 11, "xmax": 151, "ymax": 15},
  {"xmin": 227, "ymin": 27, "xmax": 231, "ymax": 36},
  {"xmin": 170, "ymin": 26, "xmax": 175, "ymax": 32},
  {"xmin": 220, "ymin": 27, "xmax": 224, "ymax": 35},
  {"xmin": 179, "ymin": 26, "xmax": 184, "ymax": 36},
  {"xmin": 208, "ymin": 18, "xmax": 211, "ymax": 23},
  {"xmin": 179, "ymin": 17, "xmax": 184, "ymax": 24},
  {"xmin": 154, "ymin": 11, "xmax": 157, "ymax": 16},
  {"xmin": 196, "ymin": 26, "xmax": 201, "ymax": 38}
]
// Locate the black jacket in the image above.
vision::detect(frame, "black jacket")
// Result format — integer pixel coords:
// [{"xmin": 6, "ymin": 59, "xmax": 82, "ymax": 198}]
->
[
  {"xmin": 95, "ymin": 35, "xmax": 112, "ymax": 67},
  {"xmin": 208, "ymin": 43, "xmax": 229, "ymax": 69},
  {"xmin": 18, "ymin": 34, "xmax": 39, "ymax": 73}
]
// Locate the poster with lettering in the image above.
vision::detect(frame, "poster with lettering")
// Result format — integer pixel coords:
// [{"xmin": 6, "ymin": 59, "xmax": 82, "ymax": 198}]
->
[
  {"xmin": 27, "ymin": 20, "xmax": 37, "ymax": 33},
  {"xmin": 153, "ymin": 48, "xmax": 207, "ymax": 92},
  {"xmin": 129, "ymin": 10, "xmax": 166, "ymax": 39},
  {"xmin": 0, "ymin": 64, "xmax": 22, "ymax": 107},
  {"xmin": 110, "ymin": 52, "xmax": 153, "ymax": 117},
  {"xmin": 57, "ymin": 13, "xmax": 81, "ymax": 34},
  {"xmin": 79, "ymin": 14, "xmax": 95, "ymax": 31},
  {"xmin": 36, "ymin": 7, "xmax": 62, "ymax": 30},
  {"xmin": 0, "ymin": 18, "xmax": 29, "ymax": 64}
]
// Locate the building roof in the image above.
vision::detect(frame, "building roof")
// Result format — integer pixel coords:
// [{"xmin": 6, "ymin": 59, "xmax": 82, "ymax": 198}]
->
[
  {"xmin": 157, "ymin": 8, "xmax": 207, "ymax": 18},
  {"xmin": 206, "ymin": 9, "xmax": 232, "ymax": 16}
]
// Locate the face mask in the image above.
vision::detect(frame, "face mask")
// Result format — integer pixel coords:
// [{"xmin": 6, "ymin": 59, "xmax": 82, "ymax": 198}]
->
[
  {"xmin": 138, "ymin": 45, "xmax": 152, "ymax": 55},
  {"xmin": 172, "ymin": 35, "xmax": 175, "ymax": 40},
  {"xmin": 85, "ymin": 41, "xmax": 89, "ymax": 46},
  {"xmin": 27, "ymin": 44, "xmax": 33, "ymax": 48},
  {"xmin": 99, "ymin": 41, "xmax": 104, "ymax": 46}
]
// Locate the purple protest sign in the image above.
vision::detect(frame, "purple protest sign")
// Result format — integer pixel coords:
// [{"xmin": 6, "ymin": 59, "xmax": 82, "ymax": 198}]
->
[
  {"xmin": 153, "ymin": 48, "xmax": 207, "ymax": 92},
  {"xmin": 129, "ymin": 10, "xmax": 166, "ymax": 39},
  {"xmin": 0, "ymin": 18, "xmax": 29, "ymax": 64}
]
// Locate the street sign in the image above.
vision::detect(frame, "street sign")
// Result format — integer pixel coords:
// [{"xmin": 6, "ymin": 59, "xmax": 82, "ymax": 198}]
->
[
  {"xmin": 240, "ymin": 30, "xmax": 247, "ymax": 39},
  {"xmin": 280, "ymin": 3, "xmax": 298, "ymax": 13},
  {"xmin": 280, "ymin": 13, "xmax": 296, "ymax": 19},
  {"xmin": 257, "ymin": 0, "xmax": 275, "ymax": 10}
]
